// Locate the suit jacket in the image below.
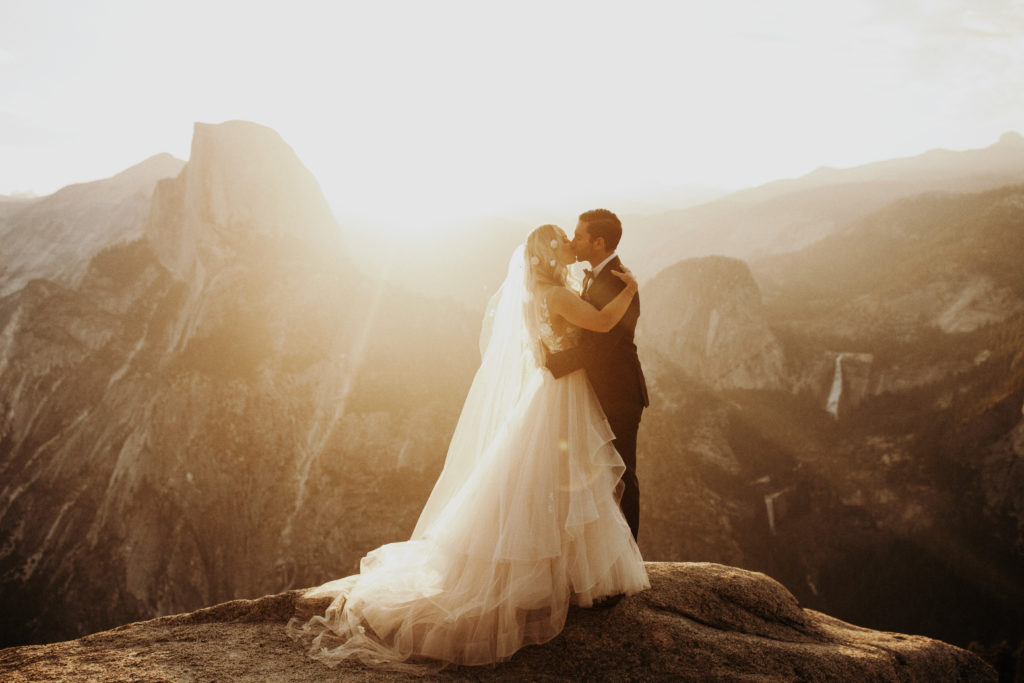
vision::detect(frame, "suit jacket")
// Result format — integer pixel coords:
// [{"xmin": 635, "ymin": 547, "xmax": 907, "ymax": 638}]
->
[{"xmin": 546, "ymin": 256, "xmax": 649, "ymax": 410}]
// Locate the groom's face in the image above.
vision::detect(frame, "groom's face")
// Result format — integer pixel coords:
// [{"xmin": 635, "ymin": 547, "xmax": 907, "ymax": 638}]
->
[{"xmin": 572, "ymin": 221, "xmax": 597, "ymax": 264}]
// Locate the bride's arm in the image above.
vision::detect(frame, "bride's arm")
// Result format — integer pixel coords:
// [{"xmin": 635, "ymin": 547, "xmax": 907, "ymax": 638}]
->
[{"xmin": 546, "ymin": 269, "xmax": 638, "ymax": 333}]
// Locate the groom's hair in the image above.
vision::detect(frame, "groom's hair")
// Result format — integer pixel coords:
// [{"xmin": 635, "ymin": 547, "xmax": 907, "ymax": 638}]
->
[{"xmin": 579, "ymin": 209, "xmax": 622, "ymax": 251}]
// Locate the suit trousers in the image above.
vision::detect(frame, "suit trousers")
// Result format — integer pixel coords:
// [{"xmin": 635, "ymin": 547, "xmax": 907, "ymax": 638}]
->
[{"xmin": 603, "ymin": 402, "xmax": 643, "ymax": 541}]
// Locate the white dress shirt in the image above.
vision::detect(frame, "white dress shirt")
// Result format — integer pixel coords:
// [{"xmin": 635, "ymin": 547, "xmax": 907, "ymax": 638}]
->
[{"xmin": 590, "ymin": 252, "xmax": 618, "ymax": 278}]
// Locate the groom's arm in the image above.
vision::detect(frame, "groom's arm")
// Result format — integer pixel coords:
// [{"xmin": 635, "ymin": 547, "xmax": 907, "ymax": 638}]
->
[
  {"xmin": 548, "ymin": 311, "xmax": 634, "ymax": 376},
  {"xmin": 545, "ymin": 345, "xmax": 586, "ymax": 378},
  {"xmin": 579, "ymin": 297, "xmax": 639, "ymax": 359},
  {"xmin": 545, "ymin": 292, "xmax": 640, "ymax": 378}
]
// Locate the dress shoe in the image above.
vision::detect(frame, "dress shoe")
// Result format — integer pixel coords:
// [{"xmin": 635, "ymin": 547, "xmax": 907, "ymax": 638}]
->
[{"xmin": 591, "ymin": 593, "xmax": 624, "ymax": 610}]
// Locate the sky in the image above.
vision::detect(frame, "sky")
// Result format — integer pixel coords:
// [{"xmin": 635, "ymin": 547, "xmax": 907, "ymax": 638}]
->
[{"xmin": 1, "ymin": 0, "xmax": 1022, "ymax": 234}]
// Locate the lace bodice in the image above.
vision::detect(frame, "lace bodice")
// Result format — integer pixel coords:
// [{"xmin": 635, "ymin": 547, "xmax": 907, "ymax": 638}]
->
[{"xmin": 536, "ymin": 289, "xmax": 580, "ymax": 352}]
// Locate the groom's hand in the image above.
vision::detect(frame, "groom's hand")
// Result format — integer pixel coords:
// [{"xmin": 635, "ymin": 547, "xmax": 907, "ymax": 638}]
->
[{"xmin": 541, "ymin": 343, "xmax": 555, "ymax": 374}]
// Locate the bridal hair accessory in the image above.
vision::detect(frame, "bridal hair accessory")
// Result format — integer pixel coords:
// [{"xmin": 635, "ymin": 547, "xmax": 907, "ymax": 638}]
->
[
  {"xmin": 550, "ymin": 239, "xmax": 559, "ymax": 248},
  {"xmin": 549, "ymin": 259, "xmax": 557, "ymax": 267},
  {"xmin": 530, "ymin": 256, "xmax": 540, "ymax": 265}
]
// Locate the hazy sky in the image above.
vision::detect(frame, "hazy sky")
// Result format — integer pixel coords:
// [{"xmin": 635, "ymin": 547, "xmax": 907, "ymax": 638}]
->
[{"xmin": 2, "ymin": 0, "xmax": 1022, "ymax": 232}]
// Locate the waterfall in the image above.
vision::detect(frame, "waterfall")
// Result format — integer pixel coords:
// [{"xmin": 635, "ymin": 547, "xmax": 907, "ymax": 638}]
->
[
  {"xmin": 825, "ymin": 353, "xmax": 846, "ymax": 419},
  {"xmin": 705, "ymin": 309, "xmax": 720, "ymax": 357},
  {"xmin": 0, "ymin": 305, "xmax": 23, "ymax": 378},
  {"xmin": 764, "ymin": 490, "xmax": 785, "ymax": 535}
]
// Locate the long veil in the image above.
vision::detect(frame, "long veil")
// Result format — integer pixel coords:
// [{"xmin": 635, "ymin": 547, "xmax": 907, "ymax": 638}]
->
[{"xmin": 412, "ymin": 245, "xmax": 538, "ymax": 537}]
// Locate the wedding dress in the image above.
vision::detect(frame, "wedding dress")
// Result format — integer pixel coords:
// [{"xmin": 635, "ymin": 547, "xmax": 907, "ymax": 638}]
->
[{"xmin": 287, "ymin": 245, "xmax": 649, "ymax": 670}]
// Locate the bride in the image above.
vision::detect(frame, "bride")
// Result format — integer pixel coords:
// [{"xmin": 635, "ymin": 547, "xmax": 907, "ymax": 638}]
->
[{"xmin": 288, "ymin": 224, "xmax": 649, "ymax": 670}]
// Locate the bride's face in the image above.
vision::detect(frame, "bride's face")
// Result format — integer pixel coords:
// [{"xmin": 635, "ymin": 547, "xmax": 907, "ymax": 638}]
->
[{"xmin": 554, "ymin": 229, "xmax": 574, "ymax": 266}]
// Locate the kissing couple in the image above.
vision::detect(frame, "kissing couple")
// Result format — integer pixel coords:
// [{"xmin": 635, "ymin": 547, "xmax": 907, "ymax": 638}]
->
[{"xmin": 289, "ymin": 208, "xmax": 651, "ymax": 671}]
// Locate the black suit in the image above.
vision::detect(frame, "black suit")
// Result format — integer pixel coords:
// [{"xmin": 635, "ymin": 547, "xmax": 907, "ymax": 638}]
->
[{"xmin": 545, "ymin": 256, "xmax": 648, "ymax": 540}]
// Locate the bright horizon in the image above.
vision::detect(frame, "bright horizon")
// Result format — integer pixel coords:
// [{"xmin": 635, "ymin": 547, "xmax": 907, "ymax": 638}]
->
[{"xmin": 2, "ymin": 0, "xmax": 1022, "ymax": 234}]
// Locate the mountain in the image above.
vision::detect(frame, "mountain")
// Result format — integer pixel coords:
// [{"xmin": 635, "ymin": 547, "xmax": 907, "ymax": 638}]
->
[
  {"xmin": 2, "ymin": 123, "xmax": 1022, "ymax": 676},
  {"xmin": 733, "ymin": 131, "xmax": 1024, "ymax": 205},
  {"xmin": 632, "ymin": 183, "xmax": 1024, "ymax": 661},
  {"xmin": 624, "ymin": 132, "xmax": 1024, "ymax": 280},
  {"xmin": 0, "ymin": 153, "xmax": 185, "ymax": 297},
  {"xmin": 753, "ymin": 184, "xmax": 1024, "ymax": 340},
  {"xmin": 0, "ymin": 121, "xmax": 478, "ymax": 646},
  {"xmin": 0, "ymin": 563, "xmax": 995, "ymax": 681},
  {"xmin": 639, "ymin": 256, "xmax": 785, "ymax": 391},
  {"xmin": 0, "ymin": 194, "xmax": 36, "ymax": 222},
  {"xmin": 724, "ymin": 132, "xmax": 1024, "ymax": 206}
]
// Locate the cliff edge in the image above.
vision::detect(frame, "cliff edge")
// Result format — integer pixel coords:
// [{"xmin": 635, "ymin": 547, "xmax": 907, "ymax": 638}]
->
[{"xmin": 0, "ymin": 562, "xmax": 994, "ymax": 681}]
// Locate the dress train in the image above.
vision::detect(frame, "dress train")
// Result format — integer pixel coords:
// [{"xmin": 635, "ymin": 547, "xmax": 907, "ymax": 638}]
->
[{"xmin": 287, "ymin": 367, "xmax": 649, "ymax": 669}]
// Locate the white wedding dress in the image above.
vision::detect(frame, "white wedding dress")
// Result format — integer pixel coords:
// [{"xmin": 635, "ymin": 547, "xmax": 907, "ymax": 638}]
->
[{"xmin": 288, "ymin": 246, "xmax": 649, "ymax": 670}]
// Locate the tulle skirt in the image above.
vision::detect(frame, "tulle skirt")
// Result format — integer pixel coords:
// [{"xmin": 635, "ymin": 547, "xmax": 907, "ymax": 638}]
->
[{"xmin": 287, "ymin": 367, "xmax": 649, "ymax": 670}]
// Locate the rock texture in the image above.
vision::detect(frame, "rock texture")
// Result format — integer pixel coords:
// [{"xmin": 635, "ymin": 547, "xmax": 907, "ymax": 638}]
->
[
  {"xmin": 639, "ymin": 256, "xmax": 785, "ymax": 391},
  {"xmin": 146, "ymin": 121, "xmax": 336, "ymax": 288},
  {"xmin": 0, "ymin": 563, "xmax": 995, "ymax": 682},
  {"xmin": 635, "ymin": 185, "xmax": 1024, "ymax": 662},
  {"xmin": 0, "ymin": 121, "xmax": 478, "ymax": 647},
  {"xmin": 753, "ymin": 185, "xmax": 1024, "ymax": 343},
  {"xmin": 0, "ymin": 153, "xmax": 184, "ymax": 297}
]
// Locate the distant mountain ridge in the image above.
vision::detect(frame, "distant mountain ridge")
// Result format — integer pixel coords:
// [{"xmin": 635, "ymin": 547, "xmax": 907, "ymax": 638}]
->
[
  {"xmin": 0, "ymin": 153, "xmax": 185, "ymax": 297},
  {"xmin": 625, "ymin": 131, "xmax": 1024, "ymax": 281},
  {"xmin": 752, "ymin": 183, "xmax": 1024, "ymax": 340},
  {"xmin": 731, "ymin": 131, "xmax": 1024, "ymax": 204}
]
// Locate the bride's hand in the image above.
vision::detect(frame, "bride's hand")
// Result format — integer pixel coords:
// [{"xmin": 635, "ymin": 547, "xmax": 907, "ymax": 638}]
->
[{"xmin": 610, "ymin": 267, "xmax": 637, "ymax": 290}]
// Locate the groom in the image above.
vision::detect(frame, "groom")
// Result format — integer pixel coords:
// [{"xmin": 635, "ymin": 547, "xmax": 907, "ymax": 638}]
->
[{"xmin": 545, "ymin": 208, "xmax": 649, "ymax": 541}]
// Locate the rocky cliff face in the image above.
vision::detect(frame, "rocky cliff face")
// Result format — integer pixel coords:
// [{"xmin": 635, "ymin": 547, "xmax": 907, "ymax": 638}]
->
[
  {"xmin": 0, "ymin": 154, "xmax": 184, "ymax": 297},
  {"xmin": 0, "ymin": 121, "xmax": 477, "ymax": 646},
  {"xmin": 146, "ymin": 122, "xmax": 336, "ymax": 288},
  {"xmin": 633, "ymin": 184, "xmax": 1024, "ymax": 661},
  {"xmin": 0, "ymin": 563, "xmax": 996, "ymax": 681},
  {"xmin": 639, "ymin": 256, "xmax": 785, "ymax": 391},
  {"xmin": 754, "ymin": 186, "xmax": 1024, "ymax": 341}
]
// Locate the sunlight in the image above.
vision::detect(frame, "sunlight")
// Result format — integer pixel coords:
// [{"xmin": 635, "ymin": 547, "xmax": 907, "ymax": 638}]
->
[
  {"xmin": 2, "ymin": 0, "xmax": 1021, "ymax": 242},
  {"xmin": 3, "ymin": 4, "xmax": 1024, "ymax": 673}
]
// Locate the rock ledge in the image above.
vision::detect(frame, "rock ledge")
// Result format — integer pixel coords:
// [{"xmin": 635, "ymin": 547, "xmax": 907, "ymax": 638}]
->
[{"xmin": 0, "ymin": 562, "xmax": 994, "ymax": 681}]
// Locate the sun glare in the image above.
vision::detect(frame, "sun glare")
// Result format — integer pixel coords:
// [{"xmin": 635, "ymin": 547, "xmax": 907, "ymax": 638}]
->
[{"xmin": 2, "ymin": 1, "xmax": 1021, "ymax": 242}]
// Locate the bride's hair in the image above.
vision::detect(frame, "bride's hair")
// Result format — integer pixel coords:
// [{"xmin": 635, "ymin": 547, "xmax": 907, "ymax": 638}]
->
[
  {"xmin": 525, "ymin": 224, "xmax": 568, "ymax": 289},
  {"xmin": 521, "ymin": 224, "xmax": 579, "ymax": 364}
]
